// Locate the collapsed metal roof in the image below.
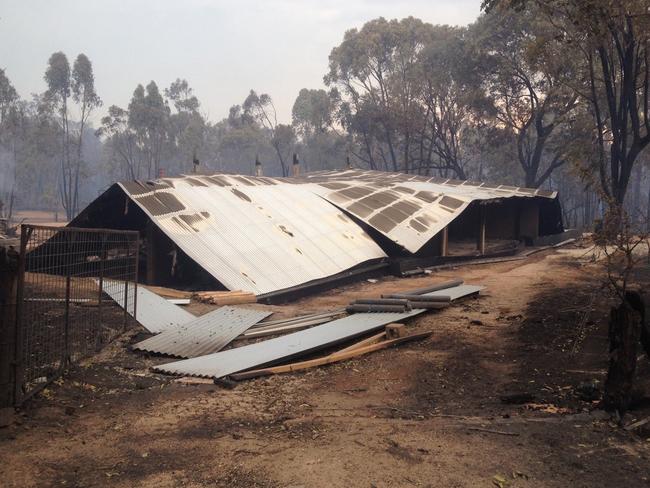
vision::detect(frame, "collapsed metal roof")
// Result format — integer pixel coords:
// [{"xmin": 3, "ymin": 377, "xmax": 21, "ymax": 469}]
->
[
  {"xmin": 117, "ymin": 174, "xmax": 387, "ymax": 295},
  {"xmin": 304, "ymin": 169, "xmax": 558, "ymax": 253},
  {"xmin": 74, "ymin": 169, "xmax": 560, "ymax": 296}
]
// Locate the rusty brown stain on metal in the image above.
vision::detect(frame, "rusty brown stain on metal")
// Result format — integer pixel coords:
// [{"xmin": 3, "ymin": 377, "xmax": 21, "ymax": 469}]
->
[
  {"xmin": 231, "ymin": 188, "xmax": 252, "ymax": 202},
  {"xmin": 184, "ymin": 177, "xmax": 208, "ymax": 187},
  {"xmin": 179, "ymin": 214, "xmax": 203, "ymax": 231},
  {"xmin": 393, "ymin": 186, "xmax": 416, "ymax": 194},
  {"xmin": 171, "ymin": 216, "xmax": 188, "ymax": 231},
  {"xmin": 380, "ymin": 205, "xmax": 410, "ymax": 225},
  {"xmin": 121, "ymin": 181, "xmax": 150, "ymax": 195},
  {"xmin": 339, "ymin": 186, "xmax": 374, "ymax": 200},
  {"xmin": 358, "ymin": 191, "xmax": 400, "ymax": 209},
  {"xmin": 135, "ymin": 192, "xmax": 186, "ymax": 216},
  {"xmin": 233, "ymin": 176, "xmax": 256, "ymax": 186},
  {"xmin": 409, "ymin": 219, "xmax": 427, "ymax": 232},
  {"xmin": 347, "ymin": 201, "xmax": 374, "ymax": 218},
  {"xmin": 319, "ymin": 182, "xmax": 348, "ymax": 190},
  {"xmin": 206, "ymin": 175, "xmax": 231, "ymax": 187},
  {"xmin": 414, "ymin": 191, "xmax": 438, "ymax": 203},
  {"xmin": 439, "ymin": 196, "xmax": 464, "ymax": 210},
  {"xmin": 392, "ymin": 200, "xmax": 421, "ymax": 215},
  {"xmin": 369, "ymin": 213, "xmax": 397, "ymax": 233}
]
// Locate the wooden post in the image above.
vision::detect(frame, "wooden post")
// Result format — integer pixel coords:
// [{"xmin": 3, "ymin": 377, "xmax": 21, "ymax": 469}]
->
[
  {"xmin": 0, "ymin": 245, "xmax": 19, "ymax": 413},
  {"xmin": 440, "ymin": 226, "xmax": 448, "ymax": 257},
  {"xmin": 603, "ymin": 292, "xmax": 643, "ymax": 414},
  {"xmin": 477, "ymin": 207, "xmax": 486, "ymax": 255},
  {"xmin": 146, "ymin": 221, "xmax": 155, "ymax": 285}
]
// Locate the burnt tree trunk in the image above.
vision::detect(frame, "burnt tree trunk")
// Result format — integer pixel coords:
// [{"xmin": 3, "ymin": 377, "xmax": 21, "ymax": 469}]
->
[{"xmin": 603, "ymin": 291, "xmax": 644, "ymax": 414}]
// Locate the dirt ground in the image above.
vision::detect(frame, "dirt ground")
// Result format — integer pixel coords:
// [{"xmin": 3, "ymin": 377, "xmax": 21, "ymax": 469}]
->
[{"xmin": 2, "ymin": 242, "xmax": 650, "ymax": 488}]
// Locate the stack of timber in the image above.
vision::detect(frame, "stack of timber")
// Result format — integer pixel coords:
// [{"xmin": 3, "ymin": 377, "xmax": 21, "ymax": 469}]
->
[{"xmin": 194, "ymin": 290, "xmax": 257, "ymax": 305}]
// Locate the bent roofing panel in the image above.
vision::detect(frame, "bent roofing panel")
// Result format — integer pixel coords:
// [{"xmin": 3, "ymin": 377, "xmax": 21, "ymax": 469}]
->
[
  {"xmin": 119, "ymin": 178, "xmax": 387, "ymax": 295},
  {"xmin": 303, "ymin": 169, "xmax": 558, "ymax": 253},
  {"xmin": 102, "ymin": 279, "xmax": 196, "ymax": 333},
  {"xmin": 154, "ymin": 284, "xmax": 483, "ymax": 378},
  {"xmin": 133, "ymin": 306, "xmax": 271, "ymax": 358}
]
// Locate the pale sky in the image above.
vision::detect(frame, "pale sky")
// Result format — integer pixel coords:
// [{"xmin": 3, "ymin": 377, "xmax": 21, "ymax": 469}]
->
[{"xmin": 0, "ymin": 0, "xmax": 483, "ymax": 124}]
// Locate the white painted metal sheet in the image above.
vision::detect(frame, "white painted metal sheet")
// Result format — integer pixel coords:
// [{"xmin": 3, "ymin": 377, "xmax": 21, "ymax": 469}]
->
[
  {"xmin": 154, "ymin": 309, "xmax": 423, "ymax": 378},
  {"xmin": 119, "ymin": 176, "xmax": 387, "ymax": 295},
  {"xmin": 101, "ymin": 279, "xmax": 196, "ymax": 333},
  {"xmin": 133, "ymin": 306, "xmax": 271, "ymax": 358}
]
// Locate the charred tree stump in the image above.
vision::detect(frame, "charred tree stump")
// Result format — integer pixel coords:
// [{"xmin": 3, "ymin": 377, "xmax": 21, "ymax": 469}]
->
[{"xmin": 603, "ymin": 291, "xmax": 644, "ymax": 414}]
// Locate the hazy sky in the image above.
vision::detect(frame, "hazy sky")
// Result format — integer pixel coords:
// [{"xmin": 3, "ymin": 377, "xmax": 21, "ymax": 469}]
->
[{"xmin": 0, "ymin": 0, "xmax": 483, "ymax": 124}]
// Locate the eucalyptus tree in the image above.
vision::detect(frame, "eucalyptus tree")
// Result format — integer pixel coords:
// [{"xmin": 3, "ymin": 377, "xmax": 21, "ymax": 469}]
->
[
  {"xmin": 472, "ymin": 8, "xmax": 579, "ymax": 188},
  {"xmin": 128, "ymin": 81, "xmax": 169, "ymax": 179},
  {"xmin": 243, "ymin": 90, "xmax": 295, "ymax": 176},
  {"xmin": 71, "ymin": 54, "xmax": 101, "ymax": 214},
  {"xmin": 483, "ymin": 0, "xmax": 650, "ymax": 205}
]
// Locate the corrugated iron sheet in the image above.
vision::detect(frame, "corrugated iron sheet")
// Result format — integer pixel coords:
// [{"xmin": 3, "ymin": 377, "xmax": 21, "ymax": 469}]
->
[
  {"xmin": 304, "ymin": 169, "xmax": 557, "ymax": 253},
  {"xmin": 102, "ymin": 279, "xmax": 195, "ymax": 333},
  {"xmin": 133, "ymin": 306, "xmax": 271, "ymax": 358},
  {"xmin": 154, "ymin": 283, "xmax": 482, "ymax": 378},
  {"xmin": 119, "ymin": 176, "xmax": 387, "ymax": 295},
  {"xmin": 81, "ymin": 169, "xmax": 556, "ymax": 296},
  {"xmin": 153, "ymin": 309, "xmax": 422, "ymax": 378}
]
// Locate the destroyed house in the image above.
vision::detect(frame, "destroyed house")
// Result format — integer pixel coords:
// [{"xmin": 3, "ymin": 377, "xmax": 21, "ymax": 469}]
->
[{"xmin": 55, "ymin": 169, "xmax": 563, "ymax": 300}]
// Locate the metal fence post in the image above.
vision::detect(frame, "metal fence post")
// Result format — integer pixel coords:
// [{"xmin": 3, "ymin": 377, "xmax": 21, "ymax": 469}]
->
[
  {"xmin": 96, "ymin": 235, "xmax": 106, "ymax": 351},
  {"xmin": 13, "ymin": 226, "xmax": 31, "ymax": 404},
  {"xmin": 0, "ymin": 245, "xmax": 19, "ymax": 412},
  {"xmin": 63, "ymin": 233, "xmax": 71, "ymax": 365},
  {"xmin": 133, "ymin": 236, "xmax": 139, "ymax": 325}
]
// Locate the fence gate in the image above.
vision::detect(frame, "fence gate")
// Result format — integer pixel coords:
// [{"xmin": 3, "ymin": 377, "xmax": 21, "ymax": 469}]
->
[{"xmin": 12, "ymin": 224, "xmax": 139, "ymax": 404}]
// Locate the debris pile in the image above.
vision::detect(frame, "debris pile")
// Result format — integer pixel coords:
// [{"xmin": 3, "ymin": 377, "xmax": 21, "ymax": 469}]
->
[{"xmin": 105, "ymin": 278, "xmax": 483, "ymax": 382}]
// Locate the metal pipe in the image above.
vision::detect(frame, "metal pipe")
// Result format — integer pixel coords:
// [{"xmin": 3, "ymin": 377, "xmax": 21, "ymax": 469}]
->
[
  {"xmin": 407, "ymin": 301, "xmax": 448, "ymax": 310},
  {"xmin": 382, "ymin": 294, "xmax": 451, "ymax": 303},
  {"xmin": 352, "ymin": 298, "xmax": 411, "ymax": 307},
  {"xmin": 346, "ymin": 304, "xmax": 408, "ymax": 313},
  {"xmin": 403, "ymin": 278, "xmax": 464, "ymax": 296}
]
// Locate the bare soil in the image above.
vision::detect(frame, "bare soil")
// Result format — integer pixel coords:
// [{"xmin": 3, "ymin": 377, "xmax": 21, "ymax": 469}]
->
[{"xmin": 2, "ymin": 242, "xmax": 650, "ymax": 488}]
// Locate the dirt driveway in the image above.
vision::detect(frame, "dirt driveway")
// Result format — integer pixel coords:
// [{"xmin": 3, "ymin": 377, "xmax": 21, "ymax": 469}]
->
[{"xmin": 2, "ymin": 244, "xmax": 650, "ymax": 487}]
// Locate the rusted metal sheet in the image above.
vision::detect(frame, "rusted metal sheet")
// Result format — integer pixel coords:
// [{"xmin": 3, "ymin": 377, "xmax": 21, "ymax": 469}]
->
[
  {"xmin": 304, "ymin": 169, "xmax": 558, "ymax": 253},
  {"xmin": 133, "ymin": 306, "xmax": 271, "ymax": 358},
  {"xmin": 102, "ymin": 279, "xmax": 195, "ymax": 333},
  {"xmin": 118, "ymin": 176, "xmax": 387, "ymax": 296},
  {"xmin": 154, "ymin": 283, "xmax": 483, "ymax": 378}
]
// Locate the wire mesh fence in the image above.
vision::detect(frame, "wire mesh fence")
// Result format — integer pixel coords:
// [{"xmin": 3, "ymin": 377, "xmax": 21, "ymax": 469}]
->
[{"xmin": 14, "ymin": 224, "xmax": 139, "ymax": 403}]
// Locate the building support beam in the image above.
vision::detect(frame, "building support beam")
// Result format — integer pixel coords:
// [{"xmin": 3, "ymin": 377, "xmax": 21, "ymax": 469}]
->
[
  {"xmin": 440, "ymin": 226, "xmax": 448, "ymax": 257},
  {"xmin": 477, "ymin": 207, "xmax": 486, "ymax": 255}
]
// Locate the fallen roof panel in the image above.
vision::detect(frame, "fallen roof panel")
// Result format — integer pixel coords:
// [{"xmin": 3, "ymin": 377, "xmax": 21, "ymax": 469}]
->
[
  {"xmin": 133, "ymin": 306, "xmax": 272, "ymax": 358},
  {"xmin": 102, "ymin": 279, "xmax": 196, "ymax": 333},
  {"xmin": 154, "ymin": 284, "xmax": 482, "ymax": 378},
  {"xmin": 153, "ymin": 309, "xmax": 422, "ymax": 378}
]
